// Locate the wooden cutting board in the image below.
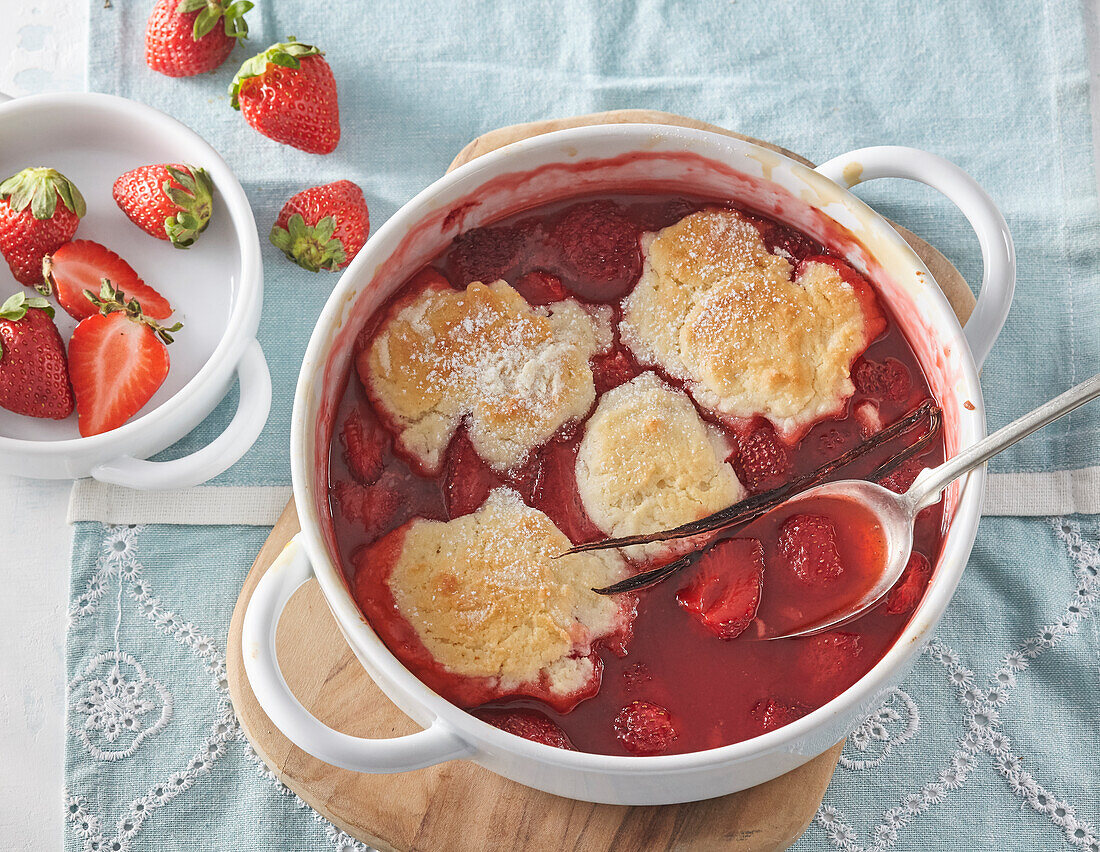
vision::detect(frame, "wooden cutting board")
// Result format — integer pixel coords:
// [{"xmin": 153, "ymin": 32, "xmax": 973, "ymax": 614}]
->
[{"xmin": 225, "ymin": 110, "xmax": 976, "ymax": 852}]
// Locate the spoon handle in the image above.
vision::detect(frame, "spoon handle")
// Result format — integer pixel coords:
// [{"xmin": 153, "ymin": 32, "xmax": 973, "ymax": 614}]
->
[{"xmin": 908, "ymin": 372, "xmax": 1100, "ymax": 510}]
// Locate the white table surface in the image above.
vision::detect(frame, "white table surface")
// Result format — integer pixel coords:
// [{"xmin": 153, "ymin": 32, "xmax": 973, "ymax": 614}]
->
[{"xmin": 3, "ymin": 1, "xmax": 1100, "ymax": 848}]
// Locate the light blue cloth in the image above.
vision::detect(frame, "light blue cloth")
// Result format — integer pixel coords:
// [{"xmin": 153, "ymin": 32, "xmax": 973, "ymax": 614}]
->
[{"xmin": 68, "ymin": 0, "xmax": 1100, "ymax": 849}]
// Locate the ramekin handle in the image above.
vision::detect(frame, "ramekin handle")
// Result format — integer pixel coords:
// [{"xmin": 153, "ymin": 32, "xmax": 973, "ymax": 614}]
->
[
  {"xmin": 241, "ymin": 533, "xmax": 474, "ymax": 772},
  {"xmin": 815, "ymin": 146, "xmax": 1016, "ymax": 369},
  {"xmin": 90, "ymin": 338, "xmax": 272, "ymax": 489}
]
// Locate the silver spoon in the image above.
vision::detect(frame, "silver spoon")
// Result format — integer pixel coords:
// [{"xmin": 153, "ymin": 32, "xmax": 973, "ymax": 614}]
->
[{"xmin": 760, "ymin": 372, "xmax": 1100, "ymax": 640}]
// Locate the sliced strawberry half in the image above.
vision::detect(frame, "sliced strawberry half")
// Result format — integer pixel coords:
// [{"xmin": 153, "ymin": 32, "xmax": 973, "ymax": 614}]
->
[
  {"xmin": 43, "ymin": 240, "xmax": 172, "ymax": 321},
  {"xmin": 68, "ymin": 282, "xmax": 181, "ymax": 437},
  {"xmin": 730, "ymin": 424, "xmax": 790, "ymax": 493},
  {"xmin": 676, "ymin": 538, "xmax": 765, "ymax": 640},
  {"xmin": 751, "ymin": 697, "xmax": 810, "ymax": 733},
  {"xmin": 777, "ymin": 513, "xmax": 844, "ymax": 585},
  {"xmin": 884, "ymin": 552, "xmax": 933, "ymax": 615},
  {"xmin": 614, "ymin": 701, "xmax": 677, "ymax": 755},
  {"xmin": 473, "ymin": 708, "xmax": 575, "ymax": 750}
]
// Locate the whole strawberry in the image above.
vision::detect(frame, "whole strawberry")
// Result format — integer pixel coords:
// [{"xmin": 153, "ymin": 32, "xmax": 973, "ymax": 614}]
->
[
  {"xmin": 230, "ymin": 40, "xmax": 340, "ymax": 154},
  {"xmin": 0, "ymin": 292, "xmax": 74, "ymax": 419},
  {"xmin": 269, "ymin": 180, "xmax": 369, "ymax": 271},
  {"xmin": 69, "ymin": 281, "xmax": 183, "ymax": 437},
  {"xmin": 113, "ymin": 163, "xmax": 215, "ymax": 248},
  {"xmin": 0, "ymin": 168, "xmax": 86, "ymax": 286},
  {"xmin": 146, "ymin": 0, "xmax": 253, "ymax": 77}
]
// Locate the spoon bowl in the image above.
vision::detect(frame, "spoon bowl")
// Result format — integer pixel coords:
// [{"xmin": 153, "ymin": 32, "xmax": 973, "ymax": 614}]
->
[
  {"xmin": 753, "ymin": 478, "xmax": 921, "ymax": 640},
  {"xmin": 759, "ymin": 370, "xmax": 1100, "ymax": 640}
]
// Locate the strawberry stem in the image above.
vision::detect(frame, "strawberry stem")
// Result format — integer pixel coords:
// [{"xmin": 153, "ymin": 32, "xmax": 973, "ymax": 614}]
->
[
  {"xmin": 84, "ymin": 280, "xmax": 183, "ymax": 345},
  {"xmin": 161, "ymin": 165, "xmax": 215, "ymax": 249},
  {"xmin": 269, "ymin": 213, "xmax": 346, "ymax": 272}
]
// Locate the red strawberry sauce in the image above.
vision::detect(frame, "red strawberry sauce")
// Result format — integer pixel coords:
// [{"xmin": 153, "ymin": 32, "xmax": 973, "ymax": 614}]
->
[{"xmin": 328, "ymin": 193, "xmax": 947, "ymax": 757}]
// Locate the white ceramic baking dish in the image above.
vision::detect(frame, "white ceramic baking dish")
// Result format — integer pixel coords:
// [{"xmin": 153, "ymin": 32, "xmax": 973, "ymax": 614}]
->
[
  {"xmin": 243, "ymin": 125, "xmax": 1014, "ymax": 805},
  {"xmin": 0, "ymin": 92, "xmax": 270, "ymax": 489}
]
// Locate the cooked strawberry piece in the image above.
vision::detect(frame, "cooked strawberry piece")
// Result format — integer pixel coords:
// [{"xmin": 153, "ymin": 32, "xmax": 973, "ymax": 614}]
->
[
  {"xmin": 622, "ymin": 661, "xmax": 652, "ymax": 693},
  {"xmin": 778, "ymin": 514, "xmax": 844, "ymax": 585},
  {"xmin": 591, "ymin": 349, "xmax": 640, "ymax": 395},
  {"xmin": 884, "ymin": 552, "xmax": 933, "ymax": 615},
  {"xmin": 443, "ymin": 431, "xmax": 502, "ymax": 518},
  {"xmin": 555, "ymin": 200, "xmax": 641, "ymax": 299},
  {"xmin": 447, "ymin": 225, "xmax": 525, "ymax": 285},
  {"xmin": 473, "ymin": 708, "xmax": 576, "ymax": 750},
  {"xmin": 730, "ymin": 425, "xmax": 790, "ymax": 493},
  {"xmin": 676, "ymin": 538, "xmax": 765, "ymax": 640},
  {"xmin": 878, "ymin": 455, "xmax": 927, "ymax": 494},
  {"xmin": 527, "ymin": 438, "xmax": 603, "ymax": 544},
  {"xmin": 44, "ymin": 240, "xmax": 172, "ymax": 321},
  {"xmin": 332, "ymin": 475, "xmax": 404, "ymax": 542},
  {"xmin": 340, "ymin": 409, "xmax": 389, "ymax": 485},
  {"xmin": 853, "ymin": 357, "xmax": 912, "ymax": 402},
  {"xmin": 801, "ymin": 631, "xmax": 863, "ymax": 682},
  {"xmin": 614, "ymin": 701, "xmax": 677, "ymax": 755},
  {"xmin": 751, "ymin": 698, "xmax": 810, "ymax": 733},
  {"xmin": 513, "ymin": 270, "xmax": 566, "ymax": 306},
  {"xmin": 755, "ymin": 220, "xmax": 820, "ymax": 262}
]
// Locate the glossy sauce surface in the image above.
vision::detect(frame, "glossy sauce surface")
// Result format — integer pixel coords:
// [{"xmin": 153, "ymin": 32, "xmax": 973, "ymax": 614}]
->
[{"xmin": 329, "ymin": 193, "xmax": 946, "ymax": 756}]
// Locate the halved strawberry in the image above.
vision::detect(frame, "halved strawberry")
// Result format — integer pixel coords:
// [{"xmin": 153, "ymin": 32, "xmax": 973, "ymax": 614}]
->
[
  {"xmin": 473, "ymin": 708, "xmax": 575, "ymax": 750},
  {"xmin": 68, "ymin": 282, "xmax": 182, "ymax": 437},
  {"xmin": 331, "ymin": 474, "xmax": 404, "ymax": 542},
  {"xmin": 801, "ymin": 631, "xmax": 863, "ymax": 683},
  {"xmin": 777, "ymin": 514, "xmax": 844, "ymax": 585},
  {"xmin": 751, "ymin": 698, "xmax": 810, "ymax": 733},
  {"xmin": 443, "ymin": 430, "xmax": 502, "ymax": 518},
  {"xmin": 884, "ymin": 552, "xmax": 932, "ymax": 615},
  {"xmin": 43, "ymin": 240, "xmax": 172, "ymax": 321},
  {"xmin": 340, "ymin": 407, "xmax": 389, "ymax": 485},
  {"xmin": 513, "ymin": 270, "xmax": 566, "ymax": 306},
  {"xmin": 730, "ymin": 425, "xmax": 790, "ymax": 493},
  {"xmin": 853, "ymin": 357, "xmax": 912, "ymax": 402},
  {"xmin": 676, "ymin": 538, "xmax": 765, "ymax": 640},
  {"xmin": 614, "ymin": 701, "xmax": 677, "ymax": 755},
  {"xmin": 555, "ymin": 200, "xmax": 641, "ymax": 299}
]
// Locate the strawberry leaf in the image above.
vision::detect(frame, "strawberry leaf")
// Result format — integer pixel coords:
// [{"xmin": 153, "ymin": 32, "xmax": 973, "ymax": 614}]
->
[
  {"xmin": 0, "ymin": 168, "xmax": 86, "ymax": 220},
  {"xmin": 228, "ymin": 38, "xmax": 322, "ymax": 108},
  {"xmin": 192, "ymin": 5, "xmax": 221, "ymax": 39},
  {"xmin": 0, "ymin": 292, "xmax": 54, "ymax": 321},
  {"xmin": 270, "ymin": 213, "xmax": 347, "ymax": 272},
  {"xmin": 158, "ymin": 165, "xmax": 215, "ymax": 248}
]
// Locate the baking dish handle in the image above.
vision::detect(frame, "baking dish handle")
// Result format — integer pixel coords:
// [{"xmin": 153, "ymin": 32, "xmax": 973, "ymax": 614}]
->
[
  {"xmin": 815, "ymin": 146, "xmax": 1015, "ymax": 369},
  {"xmin": 90, "ymin": 338, "xmax": 272, "ymax": 489},
  {"xmin": 241, "ymin": 533, "xmax": 475, "ymax": 773}
]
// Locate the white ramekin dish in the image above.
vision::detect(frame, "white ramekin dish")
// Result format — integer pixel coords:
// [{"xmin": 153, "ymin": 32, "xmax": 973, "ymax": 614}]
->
[
  {"xmin": 0, "ymin": 92, "xmax": 270, "ymax": 489},
  {"xmin": 243, "ymin": 125, "xmax": 1015, "ymax": 806}
]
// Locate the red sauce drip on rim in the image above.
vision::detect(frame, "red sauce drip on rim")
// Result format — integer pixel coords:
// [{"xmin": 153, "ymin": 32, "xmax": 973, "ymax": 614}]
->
[{"xmin": 327, "ymin": 192, "xmax": 946, "ymax": 757}]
